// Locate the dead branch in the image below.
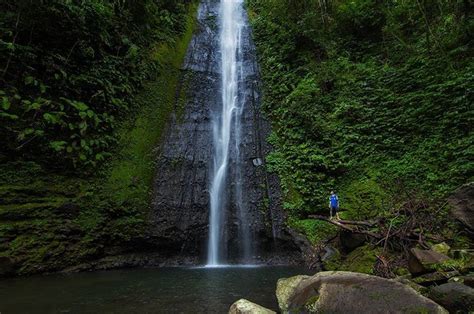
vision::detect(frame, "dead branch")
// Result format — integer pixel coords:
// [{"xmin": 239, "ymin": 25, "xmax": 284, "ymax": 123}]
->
[
  {"xmin": 308, "ymin": 215, "xmax": 377, "ymax": 227},
  {"xmin": 309, "ymin": 215, "xmax": 382, "ymax": 239}
]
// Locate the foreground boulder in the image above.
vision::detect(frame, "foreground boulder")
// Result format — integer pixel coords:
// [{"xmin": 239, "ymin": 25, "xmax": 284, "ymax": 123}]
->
[
  {"xmin": 229, "ymin": 299, "xmax": 276, "ymax": 314},
  {"xmin": 429, "ymin": 282, "xmax": 474, "ymax": 313},
  {"xmin": 277, "ymin": 271, "xmax": 447, "ymax": 313}
]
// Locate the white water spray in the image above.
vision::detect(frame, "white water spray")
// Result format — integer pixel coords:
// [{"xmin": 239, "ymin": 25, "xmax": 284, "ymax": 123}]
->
[{"xmin": 207, "ymin": 0, "xmax": 244, "ymax": 266}]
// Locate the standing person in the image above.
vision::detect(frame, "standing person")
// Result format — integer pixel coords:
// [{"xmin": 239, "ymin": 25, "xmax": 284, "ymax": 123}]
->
[{"xmin": 329, "ymin": 191, "xmax": 340, "ymax": 220}]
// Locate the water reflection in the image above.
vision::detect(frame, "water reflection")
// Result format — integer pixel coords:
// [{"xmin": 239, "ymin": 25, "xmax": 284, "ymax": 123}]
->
[{"xmin": 0, "ymin": 267, "xmax": 311, "ymax": 313}]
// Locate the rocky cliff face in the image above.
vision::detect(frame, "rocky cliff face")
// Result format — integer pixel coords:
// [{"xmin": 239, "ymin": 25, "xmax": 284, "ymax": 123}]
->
[{"xmin": 148, "ymin": 0, "xmax": 306, "ymax": 264}]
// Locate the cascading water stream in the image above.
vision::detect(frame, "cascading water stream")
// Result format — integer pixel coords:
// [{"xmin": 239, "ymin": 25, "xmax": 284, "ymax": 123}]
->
[{"xmin": 207, "ymin": 0, "xmax": 247, "ymax": 266}]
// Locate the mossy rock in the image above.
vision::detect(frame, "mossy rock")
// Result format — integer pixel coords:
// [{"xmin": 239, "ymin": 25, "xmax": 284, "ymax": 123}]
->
[
  {"xmin": 323, "ymin": 244, "xmax": 381, "ymax": 274},
  {"xmin": 342, "ymin": 245, "xmax": 381, "ymax": 274},
  {"xmin": 278, "ymin": 271, "xmax": 448, "ymax": 313}
]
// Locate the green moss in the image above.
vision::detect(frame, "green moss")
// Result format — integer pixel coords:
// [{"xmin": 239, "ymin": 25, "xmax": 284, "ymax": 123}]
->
[
  {"xmin": 342, "ymin": 245, "xmax": 381, "ymax": 274},
  {"xmin": 289, "ymin": 218, "xmax": 338, "ymax": 245},
  {"xmin": 434, "ymin": 254, "xmax": 473, "ymax": 273},
  {"xmin": 325, "ymin": 244, "xmax": 381, "ymax": 274},
  {"xmin": 394, "ymin": 267, "xmax": 410, "ymax": 276},
  {"xmin": 304, "ymin": 294, "xmax": 320, "ymax": 312},
  {"xmin": 101, "ymin": 1, "xmax": 198, "ymax": 212}
]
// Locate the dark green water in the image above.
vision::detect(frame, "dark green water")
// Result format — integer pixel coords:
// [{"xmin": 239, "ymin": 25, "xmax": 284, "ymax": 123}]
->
[{"xmin": 0, "ymin": 266, "xmax": 311, "ymax": 313}]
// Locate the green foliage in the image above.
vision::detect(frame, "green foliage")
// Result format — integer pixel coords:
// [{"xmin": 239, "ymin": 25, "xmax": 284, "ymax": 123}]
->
[
  {"xmin": 0, "ymin": 1, "xmax": 198, "ymax": 275},
  {"xmin": 247, "ymin": 0, "xmax": 473, "ymax": 222},
  {"xmin": 0, "ymin": 0, "xmax": 192, "ymax": 170},
  {"xmin": 340, "ymin": 171, "xmax": 388, "ymax": 220}
]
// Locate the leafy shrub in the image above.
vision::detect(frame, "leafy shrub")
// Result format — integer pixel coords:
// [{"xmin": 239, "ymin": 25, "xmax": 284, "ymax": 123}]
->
[
  {"xmin": 0, "ymin": 0, "xmax": 191, "ymax": 170},
  {"xmin": 248, "ymin": 0, "xmax": 473, "ymax": 218}
]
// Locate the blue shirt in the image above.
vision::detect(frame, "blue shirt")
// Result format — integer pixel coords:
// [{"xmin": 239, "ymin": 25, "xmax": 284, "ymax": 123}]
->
[{"xmin": 330, "ymin": 194, "xmax": 339, "ymax": 208}]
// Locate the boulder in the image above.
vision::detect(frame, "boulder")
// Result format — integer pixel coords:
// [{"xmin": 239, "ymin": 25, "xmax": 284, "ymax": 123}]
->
[
  {"xmin": 277, "ymin": 271, "xmax": 447, "ymax": 313},
  {"xmin": 429, "ymin": 282, "xmax": 474, "ymax": 313},
  {"xmin": 408, "ymin": 248, "xmax": 450, "ymax": 275},
  {"xmin": 229, "ymin": 299, "xmax": 276, "ymax": 314},
  {"xmin": 448, "ymin": 182, "xmax": 474, "ymax": 231}
]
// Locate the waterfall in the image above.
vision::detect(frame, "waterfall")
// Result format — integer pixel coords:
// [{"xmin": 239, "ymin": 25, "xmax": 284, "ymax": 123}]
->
[{"xmin": 207, "ymin": 0, "xmax": 248, "ymax": 266}]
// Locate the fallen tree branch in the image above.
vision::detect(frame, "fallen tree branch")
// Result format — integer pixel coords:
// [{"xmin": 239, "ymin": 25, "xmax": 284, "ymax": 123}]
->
[
  {"xmin": 309, "ymin": 215, "xmax": 382, "ymax": 239},
  {"xmin": 308, "ymin": 215, "xmax": 377, "ymax": 227}
]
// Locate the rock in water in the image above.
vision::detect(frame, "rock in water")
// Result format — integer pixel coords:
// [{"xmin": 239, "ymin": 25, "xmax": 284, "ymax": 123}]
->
[
  {"xmin": 429, "ymin": 282, "xmax": 474, "ymax": 313},
  {"xmin": 276, "ymin": 275, "xmax": 311, "ymax": 311},
  {"xmin": 448, "ymin": 182, "xmax": 474, "ymax": 232},
  {"xmin": 229, "ymin": 299, "xmax": 276, "ymax": 314},
  {"xmin": 276, "ymin": 271, "xmax": 448, "ymax": 313}
]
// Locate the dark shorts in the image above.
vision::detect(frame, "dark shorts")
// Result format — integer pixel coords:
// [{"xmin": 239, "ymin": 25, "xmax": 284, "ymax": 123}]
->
[{"xmin": 331, "ymin": 206, "xmax": 338, "ymax": 216}]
